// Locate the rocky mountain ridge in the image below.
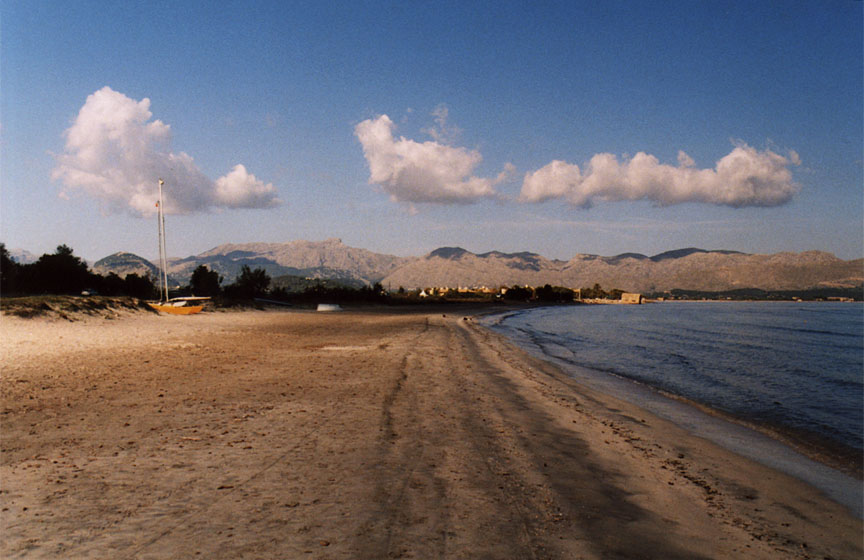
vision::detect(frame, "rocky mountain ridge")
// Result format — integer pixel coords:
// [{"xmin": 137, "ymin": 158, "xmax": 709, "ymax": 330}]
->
[
  {"xmin": 89, "ymin": 240, "xmax": 862, "ymax": 293},
  {"xmin": 382, "ymin": 247, "xmax": 862, "ymax": 293},
  {"xmin": 169, "ymin": 238, "xmax": 410, "ymax": 286},
  {"xmin": 92, "ymin": 252, "xmax": 160, "ymax": 279}
]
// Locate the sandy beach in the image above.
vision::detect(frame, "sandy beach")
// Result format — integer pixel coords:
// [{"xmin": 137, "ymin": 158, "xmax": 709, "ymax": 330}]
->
[{"xmin": 1, "ymin": 307, "xmax": 861, "ymax": 559}]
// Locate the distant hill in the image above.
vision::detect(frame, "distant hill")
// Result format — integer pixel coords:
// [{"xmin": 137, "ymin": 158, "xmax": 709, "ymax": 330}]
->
[
  {"xmin": 92, "ymin": 252, "xmax": 159, "ymax": 279},
  {"xmin": 8, "ymin": 249, "xmax": 38, "ymax": 264},
  {"xmin": 89, "ymin": 241, "xmax": 863, "ymax": 293}
]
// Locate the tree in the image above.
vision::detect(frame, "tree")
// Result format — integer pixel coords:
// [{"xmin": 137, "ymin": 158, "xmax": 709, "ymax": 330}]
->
[
  {"xmin": 226, "ymin": 265, "xmax": 271, "ymax": 299},
  {"xmin": 608, "ymin": 288, "xmax": 625, "ymax": 300},
  {"xmin": 536, "ymin": 284, "xmax": 575, "ymax": 303},
  {"xmin": 0, "ymin": 243, "xmax": 19, "ymax": 294},
  {"xmin": 189, "ymin": 265, "xmax": 222, "ymax": 297},
  {"xmin": 98, "ymin": 272, "xmax": 126, "ymax": 296},
  {"xmin": 27, "ymin": 245, "xmax": 93, "ymax": 294},
  {"xmin": 503, "ymin": 285, "xmax": 533, "ymax": 302},
  {"xmin": 56, "ymin": 244, "xmax": 74, "ymax": 257},
  {"xmin": 122, "ymin": 273, "xmax": 157, "ymax": 299},
  {"xmin": 582, "ymin": 283, "xmax": 608, "ymax": 299}
]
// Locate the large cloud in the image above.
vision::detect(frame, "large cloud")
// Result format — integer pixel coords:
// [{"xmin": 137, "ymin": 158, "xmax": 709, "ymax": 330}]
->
[
  {"xmin": 52, "ymin": 86, "xmax": 280, "ymax": 215},
  {"xmin": 520, "ymin": 144, "xmax": 800, "ymax": 208},
  {"xmin": 354, "ymin": 114, "xmax": 511, "ymax": 204}
]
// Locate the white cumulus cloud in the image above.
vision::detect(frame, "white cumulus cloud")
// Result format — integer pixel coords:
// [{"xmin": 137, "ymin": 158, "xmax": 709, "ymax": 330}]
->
[
  {"xmin": 52, "ymin": 86, "xmax": 279, "ymax": 215},
  {"xmin": 520, "ymin": 144, "xmax": 800, "ymax": 208},
  {"xmin": 354, "ymin": 114, "xmax": 511, "ymax": 204},
  {"xmin": 214, "ymin": 164, "xmax": 279, "ymax": 208}
]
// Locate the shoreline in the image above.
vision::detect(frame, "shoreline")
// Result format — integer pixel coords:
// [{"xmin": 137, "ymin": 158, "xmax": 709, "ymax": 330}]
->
[
  {"xmin": 656, "ymin": 385, "xmax": 863, "ymax": 481},
  {"xmin": 2, "ymin": 309, "xmax": 861, "ymax": 558},
  {"xmin": 480, "ymin": 305, "xmax": 864, "ymax": 498}
]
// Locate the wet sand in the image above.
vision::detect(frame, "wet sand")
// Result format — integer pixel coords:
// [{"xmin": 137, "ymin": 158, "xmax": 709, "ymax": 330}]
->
[{"xmin": 1, "ymin": 309, "xmax": 861, "ymax": 559}]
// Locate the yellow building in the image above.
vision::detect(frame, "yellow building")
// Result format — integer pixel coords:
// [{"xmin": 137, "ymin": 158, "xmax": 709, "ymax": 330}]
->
[{"xmin": 621, "ymin": 292, "xmax": 643, "ymax": 304}]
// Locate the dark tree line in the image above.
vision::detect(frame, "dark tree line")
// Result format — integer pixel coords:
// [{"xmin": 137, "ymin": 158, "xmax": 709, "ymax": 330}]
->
[
  {"xmin": 500, "ymin": 284, "xmax": 579, "ymax": 303},
  {"xmin": 189, "ymin": 265, "xmax": 222, "ymax": 297},
  {"xmin": 534, "ymin": 284, "xmax": 577, "ymax": 303},
  {"xmin": 580, "ymin": 283, "xmax": 624, "ymax": 300},
  {"xmin": 0, "ymin": 244, "xmax": 283, "ymax": 301},
  {"xmin": 187, "ymin": 264, "xmax": 386, "ymax": 304},
  {"xmin": 271, "ymin": 282, "xmax": 387, "ymax": 305},
  {"xmin": 176, "ymin": 264, "xmax": 273, "ymax": 300},
  {"xmin": 222, "ymin": 265, "xmax": 270, "ymax": 299},
  {"xmin": 1, "ymin": 244, "xmax": 156, "ymax": 298}
]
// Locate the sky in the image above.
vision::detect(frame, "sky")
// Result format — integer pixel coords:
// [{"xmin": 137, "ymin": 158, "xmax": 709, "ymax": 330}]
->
[{"xmin": 2, "ymin": 0, "xmax": 862, "ymax": 263}]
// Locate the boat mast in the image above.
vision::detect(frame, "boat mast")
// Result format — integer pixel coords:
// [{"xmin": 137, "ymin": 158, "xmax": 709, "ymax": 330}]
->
[{"xmin": 157, "ymin": 179, "xmax": 169, "ymax": 302}]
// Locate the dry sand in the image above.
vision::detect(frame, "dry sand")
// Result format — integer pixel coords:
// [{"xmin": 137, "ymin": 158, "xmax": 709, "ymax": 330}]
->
[{"xmin": 1, "ymin": 308, "xmax": 861, "ymax": 559}]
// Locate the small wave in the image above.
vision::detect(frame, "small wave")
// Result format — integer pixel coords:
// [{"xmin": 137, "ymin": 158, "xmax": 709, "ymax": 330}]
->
[
  {"xmin": 824, "ymin": 376, "xmax": 864, "ymax": 390},
  {"xmin": 766, "ymin": 324, "xmax": 860, "ymax": 338},
  {"xmin": 496, "ymin": 303, "xmax": 863, "ymax": 455}
]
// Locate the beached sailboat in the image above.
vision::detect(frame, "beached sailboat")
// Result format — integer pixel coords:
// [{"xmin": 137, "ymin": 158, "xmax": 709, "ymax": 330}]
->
[{"xmin": 147, "ymin": 179, "xmax": 206, "ymax": 315}]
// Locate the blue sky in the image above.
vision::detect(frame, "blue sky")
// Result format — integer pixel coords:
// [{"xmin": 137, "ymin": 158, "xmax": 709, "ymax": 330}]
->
[{"xmin": 2, "ymin": 1, "xmax": 862, "ymax": 262}]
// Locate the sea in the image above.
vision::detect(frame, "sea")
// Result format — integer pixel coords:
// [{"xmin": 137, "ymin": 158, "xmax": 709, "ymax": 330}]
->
[{"xmin": 481, "ymin": 301, "xmax": 863, "ymax": 515}]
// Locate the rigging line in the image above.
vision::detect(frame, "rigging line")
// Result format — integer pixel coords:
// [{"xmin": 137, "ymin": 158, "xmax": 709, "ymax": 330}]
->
[{"xmin": 157, "ymin": 178, "xmax": 169, "ymax": 302}]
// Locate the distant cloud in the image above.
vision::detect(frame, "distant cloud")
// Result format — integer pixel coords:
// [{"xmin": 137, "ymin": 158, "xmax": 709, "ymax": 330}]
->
[
  {"xmin": 214, "ymin": 164, "xmax": 280, "ymax": 209},
  {"xmin": 52, "ymin": 86, "xmax": 280, "ymax": 215},
  {"xmin": 421, "ymin": 104, "xmax": 462, "ymax": 144},
  {"xmin": 520, "ymin": 144, "xmax": 800, "ymax": 208},
  {"xmin": 354, "ymin": 114, "xmax": 512, "ymax": 204}
]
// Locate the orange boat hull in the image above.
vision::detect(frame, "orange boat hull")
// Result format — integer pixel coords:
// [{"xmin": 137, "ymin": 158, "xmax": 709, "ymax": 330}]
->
[{"xmin": 147, "ymin": 303, "xmax": 204, "ymax": 315}]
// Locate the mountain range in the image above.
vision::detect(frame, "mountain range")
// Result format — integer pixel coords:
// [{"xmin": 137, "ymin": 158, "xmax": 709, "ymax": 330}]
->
[
  {"xmin": 87, "ymin": 239, "xmax": 863, "ymax": 294},
  {"xmin": 8, "ymin": 248, "xmax": 38, "ymax": 265}
]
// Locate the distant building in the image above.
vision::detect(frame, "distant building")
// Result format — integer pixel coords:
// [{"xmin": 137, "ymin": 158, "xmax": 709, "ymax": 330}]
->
[{"xmin": 621, "ymin": 292, "xmax": 643, "ymax": 304}]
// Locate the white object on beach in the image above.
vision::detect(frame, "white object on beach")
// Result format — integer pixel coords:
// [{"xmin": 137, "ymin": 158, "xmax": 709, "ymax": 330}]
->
[{"xmin": 317, "ymin": 304, "xmax": 342, "ymax": 312}]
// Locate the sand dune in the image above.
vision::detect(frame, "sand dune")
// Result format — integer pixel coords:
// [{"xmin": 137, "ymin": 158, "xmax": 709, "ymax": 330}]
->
[{"xmin": 1, "ymin": 309, "xmax": 860, "ymax": 558}]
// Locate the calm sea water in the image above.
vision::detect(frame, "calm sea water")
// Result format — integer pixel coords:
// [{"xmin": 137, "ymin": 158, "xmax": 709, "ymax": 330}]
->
[{"xmin": 484, "ymin": 302, "xmax": 864, "ymax": 453}]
